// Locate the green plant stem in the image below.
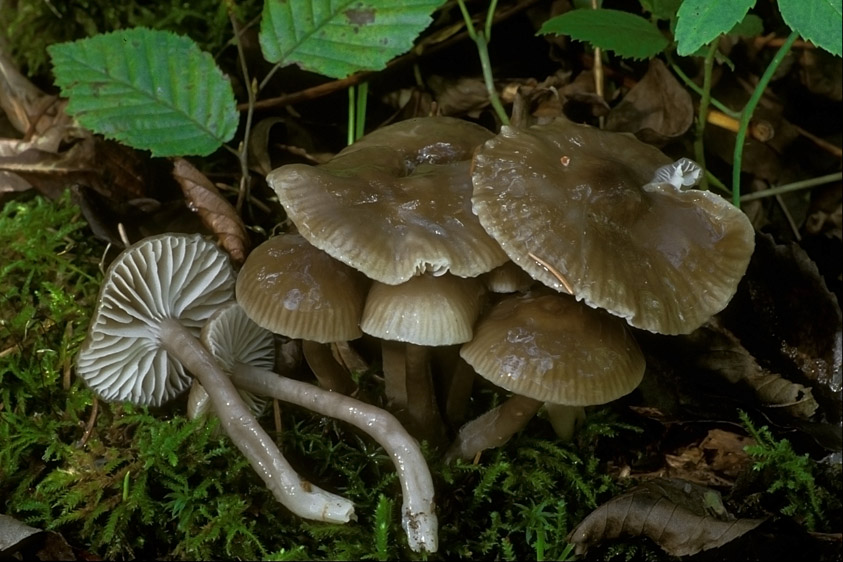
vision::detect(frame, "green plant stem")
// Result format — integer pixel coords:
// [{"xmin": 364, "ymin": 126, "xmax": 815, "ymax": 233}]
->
[
  {"xmin": 732, "ymin": 30, "xmax": 799, "ymax": 207},
  {"xmin": 693, "ymin": 41, "xmax": 718, "ymax": 191},
  {"xmin": 355, "ymin": 81, "xmax": 368, "ymax": 140},
  {"xmin": 739, "ymin": 172, "xmax": 842, "ymax": 202},
  {"xmin": 669, "ymin": 58, "xmax": 740, "ymax": 118},
  {"xmin": 228, "ymin": 5, "xmax": 255, "ymax": 214},
  {"xmin": 705, "ymin": 170, "xmax": 731, "ymax": 195},
  {"xmin": 348, "ymin": 86, "xmax": 355, "ymax": 146},
  {"xmin": 456, "ymin": 0, "xmax": 510, "ymax": 126}
]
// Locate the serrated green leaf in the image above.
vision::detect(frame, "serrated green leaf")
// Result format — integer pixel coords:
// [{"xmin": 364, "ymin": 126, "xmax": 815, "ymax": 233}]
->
[
  {"xmin": 537, "ymin": 9, "xmax": 669, "ymax": 60},
  {"xmin": 48, "ymin": 28, "xmax": 239, "ymax": 157},
  {"xmin": 675, "ymin": 0, "xmax": 756, "ymax": 56},
  {"xmin": 779, "ymin": 0, "xmax": 842, "ymax": 57},
  {"xmin": 259, "ymin": 0, "xmax": 446, "ymax": 79}
]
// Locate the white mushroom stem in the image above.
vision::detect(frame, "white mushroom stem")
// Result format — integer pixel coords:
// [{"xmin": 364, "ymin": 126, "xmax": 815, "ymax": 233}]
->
[
  {"xmin": 229, "ymin": 362, "xmax": 438, "ymax": 554},
  {"xmin": 445, "ymin": 394, "xmax": 543, "ymax": 462},
  {"xmin": 159, "ymin": 319, "xmax": 355, "ymax": 524},
  {"xmin": 545, "ymin": 403, "xmax": 586, "ymax": 442}
]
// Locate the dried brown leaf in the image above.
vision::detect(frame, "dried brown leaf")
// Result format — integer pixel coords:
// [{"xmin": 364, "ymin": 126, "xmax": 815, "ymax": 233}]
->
[
  {"xmin": 569, "ymin": 478, "xmax": 765, "ymax": 557},
  {"xmin": 605, "ymin": 58, "xmax": 694, "ymax": 144},
  {"xmin": 690, "ymin": 320, "xmax": 820, "ymax": 419},
  {"xmin": 172, "ymin": 158, "xmax": 249, "ymax": 264}
]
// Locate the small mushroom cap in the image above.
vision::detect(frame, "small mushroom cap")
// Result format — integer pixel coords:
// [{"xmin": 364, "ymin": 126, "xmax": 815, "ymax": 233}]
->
[
  {"xmin": 471, "ymin": 118, "xmax": 755, "ymax": 334},
  {"xmin": 76, "ymin": 234, "xmax": 235, "ymax": 406},
  {"xmin": 480, "ymin": 260, "xmax": 535, "ymax": 294},
  {"xmin": 188, "ymin": 302, "xmax": 275, "ymax": 418},
  {"xmin": 460, "ymin": 291, "xmax": 645, "ymax": 405},
  {"xmin": 361, "ymin": 273, "xmax": 485, "ymax": 346},
  {"xmin": 268, "ymin": 116, "xmax": 508, "ymax": 284},
  {"xmin": 236, "ymin": 234, "xmax": 369, "ymax": 343}
]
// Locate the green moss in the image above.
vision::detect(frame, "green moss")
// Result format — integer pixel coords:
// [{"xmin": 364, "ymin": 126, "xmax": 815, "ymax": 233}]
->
[{"xmin": 739, "ymin": 410, "xmax": 833, "ymax": 531}]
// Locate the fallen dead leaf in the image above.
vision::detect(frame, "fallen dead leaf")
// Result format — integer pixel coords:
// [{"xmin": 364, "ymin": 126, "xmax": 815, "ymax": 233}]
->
[
  {"xmin": 172, "ymin": 158, "xmax": 249, "ymax": 265},
  {"xmin": 569, "ymin": 477, "xmax": 765, "ymax": 557},
  {"xmin": 606, "ymin": 58, "xmax": 694, "ymax": 145}
]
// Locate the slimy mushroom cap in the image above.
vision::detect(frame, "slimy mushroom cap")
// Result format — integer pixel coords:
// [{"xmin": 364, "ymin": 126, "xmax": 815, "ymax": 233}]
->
[
  {"xmin": 460, "ymin": 291, "xmax": 645, "ymax": 406},
  {"xmin": 471, "ymin": 118, "xmax": 755, "ymax": 334},
  {"xmin": 268, "ymin": 117, "xmax": 508, "ymax": 284}
]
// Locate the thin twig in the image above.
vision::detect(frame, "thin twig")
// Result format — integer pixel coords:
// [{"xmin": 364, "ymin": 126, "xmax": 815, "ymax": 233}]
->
[
  {"xmin": 79, "ymin": 397, "xmax": 98, "ymax": 446},
  {"xmin": 739, "ymin": 172, "xmax": 842, "ymax": 202},
  {"xmin": 228, "ymin": 4, "xmax": 255, "ymax": 214},
  {"xmin": 528, "ymin": 252, "xmax": 574, "ymax": 294}
]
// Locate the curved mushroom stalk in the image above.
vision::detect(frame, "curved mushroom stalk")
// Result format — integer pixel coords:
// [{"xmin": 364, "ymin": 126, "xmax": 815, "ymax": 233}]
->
[
  {"xmin": 201, "ymin": 301, "xmax": 437, "ymax": 552},
  {"xmin": 75, "ymin": 234, "xmax": 355, "ymax": 524},
  {"xmin": 229, "ymin": 363, "xmax": 438, "ymax": 553},
  {"xmin": 445, "ymin": 394, "xmax": 542, "ymax": 462},
  {"xmin": 161, "ymin": 320, "xmax": 355, "ymax": 522}
]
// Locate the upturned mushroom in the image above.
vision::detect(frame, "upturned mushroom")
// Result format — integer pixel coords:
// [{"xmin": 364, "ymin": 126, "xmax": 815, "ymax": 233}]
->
[
  {"xmin": 471, "ymin": 117, "xmax": 755, "ymax": 335},
  {"xmin": 75, "ymin": 233, "xmax": 355, "ymax": 523},
  {"xmin": 200, "ymin": 301, "xmax": 439, "ymax": 553},
  {"xmin": 447, "ymin": 290, "xmax": 645, "ymax": 461}
]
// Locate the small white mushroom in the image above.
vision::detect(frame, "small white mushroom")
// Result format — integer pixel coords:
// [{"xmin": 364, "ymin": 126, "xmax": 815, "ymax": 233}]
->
[{"xmin": 75, "ymin": 233, "xmax": 355, "ymax": 523}]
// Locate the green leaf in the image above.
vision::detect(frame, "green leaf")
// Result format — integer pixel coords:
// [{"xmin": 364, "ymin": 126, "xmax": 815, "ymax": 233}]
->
[
  {"xmin": 728, "ymin": 13, "xmax": 763, "ymax": 37},
  {"xmin": 537, "ymin": 9, "xmax": 669, "ymax": 60},
  {"xmin": 640, "ymin": 0, "xmax": 683, "ymax": 22},
  {"xmin": 48, "ymin": 28, "xmax": 239, "ymax": 157},
  {"xmin": 778, "ymin": 0, "xmax": 842, "ymax": 57},
  {"xmin": 674, "ymin": 0, "xmax": 756, "ymax": 56},
  {"xmin": 259, "ymin": 0, "xmax": 446, "ymax": 79}
]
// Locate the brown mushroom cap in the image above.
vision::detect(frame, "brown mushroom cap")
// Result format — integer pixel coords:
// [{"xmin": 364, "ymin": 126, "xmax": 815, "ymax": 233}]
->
[
  {"xmin": 361, "ymin": 273, "xmax": 484, "ymax": 346},
  {"xmin": 471, "ymin": 118, "xmax": 755, "ymax": 334},
  {"xmin": 460, "ymin": 291, "xmax": 645, "ymax": 405},
  {"xmin": 268, "ymin": 116, "xmax": 508, "ymax": 285},
  {"xmin": 236, "ymin": 234, "xmax": 369, "ymax": 343}
]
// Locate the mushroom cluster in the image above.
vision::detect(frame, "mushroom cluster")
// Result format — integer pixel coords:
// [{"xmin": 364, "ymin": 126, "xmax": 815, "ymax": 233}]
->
[
  {"xmin": 266, "ymin": 116, "xmax": 508, "ymax": 441},
  {"xmin": 260, "ymin": 114, "xmax": 754, "ymax": 458},
  {"xmin": 75, "ymin": 114, "xmax": 756, "ymax": 556}
]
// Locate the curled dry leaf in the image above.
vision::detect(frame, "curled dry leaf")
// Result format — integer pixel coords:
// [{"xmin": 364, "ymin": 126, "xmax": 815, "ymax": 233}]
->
[
  {"xmin": 172, "ymin": 158, "xmax": 249, "ymax": 265},
  {"xmin": 605, "ymin": 58, "xmax": 694, "ymax": 145},
  {"xmin": 689, "ymin": 319, "xmax": 819, "ymax": 419},
  {"xmin": 720, "ymin": 233, "xmax": 843, "ymax": 426},
  {"xmin": 569, "ymin": 478, "xmax": 765, "ymax": 557}
]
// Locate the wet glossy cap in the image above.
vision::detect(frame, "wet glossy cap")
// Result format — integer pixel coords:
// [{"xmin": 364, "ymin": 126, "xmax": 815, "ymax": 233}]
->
[
  {"xmin": 471, "ymin": 117, "xmax": 755, "ymax": 334},
  {"xmin": 268, "ymin": 117, "xmax": 508, "ymax": 284},
  {"xmin": 361, "ymin": 273, "xmax": 484, "ymax": 346},
  {"xmin": 236, "ymin": 234, "xmax": 369, "ymax": 342},
  {"xmin": 460, "ymin": 291, "xmax": 645, "ymax": 405}
]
